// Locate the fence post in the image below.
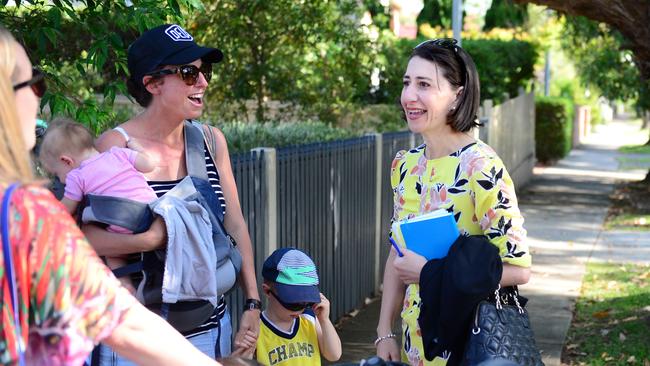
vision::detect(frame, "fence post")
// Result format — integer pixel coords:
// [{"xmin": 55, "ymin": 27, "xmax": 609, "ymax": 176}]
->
[
  {"xmin": 253, "ymin": 147, "xmax": 278, "ymax": 258},
  {"xmin": 480, "ymin": 99, "xmax": 493, "ymax": 143},
  {"xmin": 372, "ymin": 133, "xmax": 383, "ymax": 293}
]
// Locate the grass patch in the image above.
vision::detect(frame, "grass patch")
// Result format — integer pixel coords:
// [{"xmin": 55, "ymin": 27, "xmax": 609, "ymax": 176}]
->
[
  {"xmin": 619, "ymin": 144, "xmax": 650, "ymax": 155},
  {"xmin": 607, "ymin": 179, "xmax": 650, "ymax": 232},
  {"xmin": 562, "ymin": 262, "xmax": 650, "ymax": 366},
  {"xmin": 605, "ymin": 214, "xmax": 650, "ymax": 231}
]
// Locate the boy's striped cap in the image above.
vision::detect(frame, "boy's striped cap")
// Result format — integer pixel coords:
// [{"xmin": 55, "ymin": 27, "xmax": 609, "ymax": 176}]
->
[{"xmin": 262, "ymin": 248, "xmax": 320, "ymax": 304}]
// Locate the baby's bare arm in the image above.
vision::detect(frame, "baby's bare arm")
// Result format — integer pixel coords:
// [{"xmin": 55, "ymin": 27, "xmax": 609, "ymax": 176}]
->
[
  {"xmin": 127, "ymin": 140, "xmax": 155, "ymax": 173},
  {"xmin": 61, "ymin": 197, "xmax": 80, "ymax": 214}
]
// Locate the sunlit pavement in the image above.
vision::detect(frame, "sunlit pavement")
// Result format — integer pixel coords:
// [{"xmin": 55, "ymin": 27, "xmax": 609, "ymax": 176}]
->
[{"xmin": 520, "ymin": 117, "xmax": 648, "ymax": 366}]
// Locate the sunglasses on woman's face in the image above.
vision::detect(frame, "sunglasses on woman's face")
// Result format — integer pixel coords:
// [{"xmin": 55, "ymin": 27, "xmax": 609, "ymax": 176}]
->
[
  {"xmin": 13, "ymin": 68, "xmax": 47, "ymax": 98},
  {"xmin": 146, "ymin": 63, "xmax": 213, "ymax": 86},
  {"xmin": 269, "ymin": 291, "xmax": 314, "ymax": 312}
]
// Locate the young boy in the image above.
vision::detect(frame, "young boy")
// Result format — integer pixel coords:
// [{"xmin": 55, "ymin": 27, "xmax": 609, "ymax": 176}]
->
[
  {"xmin": 253, "ymin": 248, "xmax": 342, "ymax": 365},
  {"xmin": 39, "ymin": 119, "xmax": 157, "ymax": 292}
]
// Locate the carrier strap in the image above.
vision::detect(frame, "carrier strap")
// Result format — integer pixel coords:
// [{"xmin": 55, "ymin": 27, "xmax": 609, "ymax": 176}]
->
[
  {"xmin": 184, "ymin": 121, "xmax": 209, "ymax": 181},
  {"xmin": 112, "ymin": 261, "xmax": 144, "ymax": 278}
]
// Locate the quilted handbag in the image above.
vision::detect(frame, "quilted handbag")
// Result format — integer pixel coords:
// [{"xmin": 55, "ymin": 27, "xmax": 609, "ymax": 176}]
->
[{"xmin": 462, "ymin": 286, "xmax": 544, "ymax": 366}]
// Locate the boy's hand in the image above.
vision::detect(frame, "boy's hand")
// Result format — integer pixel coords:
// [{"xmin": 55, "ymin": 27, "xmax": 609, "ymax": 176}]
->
[
  {"xmin": 230, "ymin": 345, "xmax": 255, "ymax": 359},
  {"xmin": 233, "ymin": 329, "xmax": 257, "ymax": 350},
  {"xmin": 313, "ymin": 293, "xmax": 330, "ymax": 321}
]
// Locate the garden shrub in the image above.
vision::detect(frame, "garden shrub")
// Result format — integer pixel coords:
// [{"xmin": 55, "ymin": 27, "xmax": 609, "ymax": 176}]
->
[
  {"xmin": 213, "ymin": 121, "xmax": 358, "ymax": 154},
  {"xmin": 339, "ymin": 104, "xmax": 405, "ymax": 134},
  {"xmin": 535, "ymin": 96, "xmax": 574, "ymax": 163}
]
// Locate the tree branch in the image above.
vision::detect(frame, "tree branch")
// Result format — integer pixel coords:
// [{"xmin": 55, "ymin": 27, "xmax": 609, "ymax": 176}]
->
[{"xmin": 515, "ymin": 0, "xmax": 650, "ymax": 80}]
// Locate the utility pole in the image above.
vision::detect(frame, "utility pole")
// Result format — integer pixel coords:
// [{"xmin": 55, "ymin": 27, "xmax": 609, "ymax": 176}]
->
[{"xmin": 452, "ymin": 0, "xmax": 463, "ymax": 45}]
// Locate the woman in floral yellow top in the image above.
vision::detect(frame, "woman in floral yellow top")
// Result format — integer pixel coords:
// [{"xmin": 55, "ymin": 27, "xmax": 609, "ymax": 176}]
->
[
  {"xmin": 0, "ymin": 26, "xmax": 219, "ymax": 366},
  {"xmin": 375, "ymin": 39, "xmax": 531, "ymax": 366}
]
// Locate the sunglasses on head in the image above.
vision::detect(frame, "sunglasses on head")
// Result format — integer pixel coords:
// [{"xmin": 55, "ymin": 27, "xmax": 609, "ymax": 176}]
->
[
  {"xmin": 414, "ymin": 38, "xmax": 459, "ymax": 52},
  {"xmin": 13, "ymin": 68, "xmax": 47, "ymax": 98},
  {"xmin": 145, "ymin": 63, "xmax": 213, "ymax": 86},
  {"xmin": 269, "ymin": 291, "xmax": 314, "ymax": 312},
  {"xmin": 414, "ymin": 38, "xmax": 467, "ymax": 86}
]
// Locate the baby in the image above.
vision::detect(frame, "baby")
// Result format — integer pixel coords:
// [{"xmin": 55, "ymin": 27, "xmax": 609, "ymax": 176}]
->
[{"xmin": 39, "ymin": 119, "xmax": 157, "ymax": 292}]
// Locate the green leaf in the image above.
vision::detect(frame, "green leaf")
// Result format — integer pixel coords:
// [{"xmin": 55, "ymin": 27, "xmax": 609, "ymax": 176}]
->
[
  {"xmin": 183, "ymin": 0, "xmax": 205, "ymax": 11},
  {"xmin": 75, "ymin": 62, "xmax": 86, "ymax": 76},
  {"xmin": 167, "ymin": 0, "xmax": 182, "ymax": 16},
  {"xmin": 42, "ymin": 27, "xmax": 58, "ymax": 46},
  {"xmin": 47, "ymin": 7, "xmax": 63, "ymax": 28},
  {"xmin": 108, "ymin": 33, "xmax": 123, "ymax": 48}
]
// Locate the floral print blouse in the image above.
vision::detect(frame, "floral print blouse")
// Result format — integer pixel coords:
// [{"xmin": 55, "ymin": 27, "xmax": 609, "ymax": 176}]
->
[
  {"xmin": 0, "ymin": 184, "xmax": 133, "ymax": 366},
  {"xmin": 390, "ymin": 140, "xmax": 530, "ymax": 365}
]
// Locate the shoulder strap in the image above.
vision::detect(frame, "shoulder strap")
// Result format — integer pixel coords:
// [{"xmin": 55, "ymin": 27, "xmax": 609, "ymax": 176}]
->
[
  {"xmin": 183, "ymin": 120, "xmax": 209, "ymax": 180},
  {"xmin": 201, "ymin": 122, "xmax": 218, "ymax": 161},
  {"xmin": 2, "ymin": 183, "xmax": 26, "ymax": 366},
  {"xmin": 113, "ymin": 127, "xmax": 130, "ymax": 143}
]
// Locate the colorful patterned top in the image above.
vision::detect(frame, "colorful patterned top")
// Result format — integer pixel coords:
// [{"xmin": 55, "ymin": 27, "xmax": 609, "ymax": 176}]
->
[
  {"xmin": 0, "ymin": 184, "xmax": 134, "ymax": 366},
  {"xmin": 390, "ymin": 141, "xmax": 531, "ymax": 365}
]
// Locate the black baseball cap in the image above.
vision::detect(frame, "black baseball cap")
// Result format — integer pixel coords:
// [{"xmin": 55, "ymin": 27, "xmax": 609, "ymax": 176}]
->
[{"xmin": 127, "ymin": 24, "xmax": 223, "ymax": 86}]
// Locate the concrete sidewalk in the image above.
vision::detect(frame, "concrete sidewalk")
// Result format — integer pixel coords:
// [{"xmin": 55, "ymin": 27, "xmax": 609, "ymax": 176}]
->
[{"xmin": 334, "ymin": 118, "xmax": 649, "ymax": 365}]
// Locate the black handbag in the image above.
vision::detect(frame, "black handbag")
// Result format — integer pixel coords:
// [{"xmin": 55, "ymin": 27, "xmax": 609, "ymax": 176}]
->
[{"xmin": 462, "ymin": 286, "xmax": 544, "ymax": 366}]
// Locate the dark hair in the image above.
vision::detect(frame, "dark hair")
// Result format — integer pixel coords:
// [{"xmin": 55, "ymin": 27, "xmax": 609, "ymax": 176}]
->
[
  {"xmin": 409, "ymin": 40, "xmax": 481, "ymax": 132},
  {"xmin": 126, "ymin": 74, "xmax": 166, "ymax": 108}
]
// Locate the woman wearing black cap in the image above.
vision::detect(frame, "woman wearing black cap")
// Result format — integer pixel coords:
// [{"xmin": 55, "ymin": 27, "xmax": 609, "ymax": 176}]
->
[{"xmin": 85, "ymin": 24, "xmax": 261, "ymax": 364}]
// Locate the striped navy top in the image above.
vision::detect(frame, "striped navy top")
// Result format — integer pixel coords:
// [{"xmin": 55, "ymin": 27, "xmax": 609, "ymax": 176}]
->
[{"xmin": 147, "ymin": 144, "xmax": 227, "ymax": 336}]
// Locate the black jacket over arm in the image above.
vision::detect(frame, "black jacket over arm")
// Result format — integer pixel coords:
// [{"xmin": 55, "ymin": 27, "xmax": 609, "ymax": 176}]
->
[{"xmin": 418, "ymin": 235, "xmax": 503, "ymax": 364}]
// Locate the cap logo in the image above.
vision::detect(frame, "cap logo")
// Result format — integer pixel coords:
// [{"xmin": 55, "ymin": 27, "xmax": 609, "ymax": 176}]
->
[
  {"xmin": 165, "ymin": 25, "xmax": 193, "ymax": 42},
  {"xmin": 277, "ymin": 265, "xmax": 319, "ymax": 286}
]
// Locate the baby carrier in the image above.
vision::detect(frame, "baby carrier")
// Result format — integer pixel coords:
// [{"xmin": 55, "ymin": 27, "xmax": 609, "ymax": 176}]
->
[{"xmin": 82, "ymin": 121, "xmax": 241, "ymax": 332}]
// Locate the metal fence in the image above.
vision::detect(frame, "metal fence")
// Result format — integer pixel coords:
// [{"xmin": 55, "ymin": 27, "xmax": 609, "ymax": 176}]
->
[
  {"xmin": 226, "ymin": 150, "xmax": 266, "ymax": 331},
  {"xmin": 275, "ymin": 137, "xmax": 378, "ymax": 320},
  {"xmin": 223, "ymin": 92, "xmax": 535, "ymax": 327}
]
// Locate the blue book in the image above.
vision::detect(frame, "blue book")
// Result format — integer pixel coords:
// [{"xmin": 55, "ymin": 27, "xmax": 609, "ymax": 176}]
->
[{"xmin": 392, "ymin": 209, "xmax": 460, "ymax": 260}]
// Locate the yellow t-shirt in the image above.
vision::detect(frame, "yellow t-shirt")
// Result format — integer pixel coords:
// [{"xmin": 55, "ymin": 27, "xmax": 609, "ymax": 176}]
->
[
  {"xmin": 390, "ymin": 141, "xmax": 531, "ymax": 365},
  {"xmin": 256, "ymin": 311, "xmax": 321, "ymax": 366}
]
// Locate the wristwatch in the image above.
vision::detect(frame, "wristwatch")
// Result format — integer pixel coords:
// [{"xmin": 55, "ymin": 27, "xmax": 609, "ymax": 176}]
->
[{"xmin": 243, "ymin": 298, "xmax": 262, "ymax": 312}]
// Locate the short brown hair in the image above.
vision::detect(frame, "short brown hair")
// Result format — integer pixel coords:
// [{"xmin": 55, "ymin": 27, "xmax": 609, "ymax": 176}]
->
[
  {"xmin": 410, "ymin": 40, "xmax": 481, "ymax": 132},
  {"xmin": 39, "ymin": 118, "xmax": 95, "ymax": 162}
]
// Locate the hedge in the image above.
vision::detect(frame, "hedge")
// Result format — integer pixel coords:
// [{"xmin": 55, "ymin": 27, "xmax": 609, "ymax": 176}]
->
[
  {"xmin": 371, "ymin": 37, "xmax": 538, "ymax": 106},
  {"xmin": 213, "ymin": 121, "xmax": 358, "ymax": 154},
  {"xmin": 535, "ymin": 97, "xmax": 574, "ymax": 163}
]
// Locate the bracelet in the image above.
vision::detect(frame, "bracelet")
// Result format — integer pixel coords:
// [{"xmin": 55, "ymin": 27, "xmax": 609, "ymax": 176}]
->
[{"xmin": 374, "ymin": 333, "xmax": 396, "ymax": 347}]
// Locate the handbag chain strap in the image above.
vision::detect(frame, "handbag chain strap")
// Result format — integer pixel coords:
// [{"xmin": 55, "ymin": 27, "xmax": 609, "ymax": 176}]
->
[
  {"xmin": 2, "ymin": 183, "xmax": 26, "ymax": 366},
  {"xmin": 494, "ymin": 284, "xmax": 524, "ymax": 314},
  {"xmin": 494, "ymin": 284, "xmax": 502, "ymax": 309}
]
